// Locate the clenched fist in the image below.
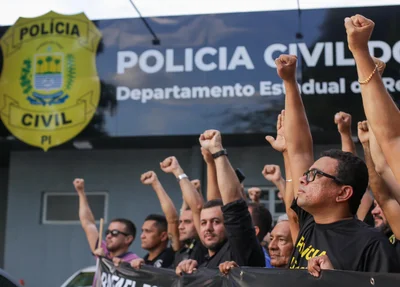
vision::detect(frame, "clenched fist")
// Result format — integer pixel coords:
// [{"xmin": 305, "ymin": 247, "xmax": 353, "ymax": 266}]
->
[
  {"xmin": 160, "ymin": 156, "xmax": 183, "ymax": 176},
  {"xmin": 344, "ymin": 15, "xmax": 375, "ymax": 54},
  {"xmin": 357, "ymin": 120, "xmax": 369, "ymax": 145},
  {"xmin": 334, "ymin": 112, "xmax": 352, "ymax": 135},
  {"xmin": 140, "ymin": 171, "xmax": 159, "ymax": 185},
  {"xmin": 275, "ymin": 55, "xmax": 297, "ymax": 81},
  {"xmin": 73, "ymin": 178, "xmax": 85, "ymax": 194},
  {"xmin": 248, "ymin": 187, "xmax": 262, "ymax": 203},
  {"xmin": 199, "ymin": 130, "xmax": 223, "ymax": 154},
  {"xmin": 262, "ymin": 165, "xmax": 282, "ymax": 183}
]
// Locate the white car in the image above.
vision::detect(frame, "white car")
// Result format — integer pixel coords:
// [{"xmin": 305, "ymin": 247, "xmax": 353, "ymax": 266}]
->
[{"xmin": 60, "ymin": 266, "xmax": 96, "ymax": 287}]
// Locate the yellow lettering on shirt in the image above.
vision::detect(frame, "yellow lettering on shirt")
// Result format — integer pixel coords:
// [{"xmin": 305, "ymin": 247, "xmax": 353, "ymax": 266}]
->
[{"xmin": 290, "ymin": 238, "xmax": 328, "ymax": 269}]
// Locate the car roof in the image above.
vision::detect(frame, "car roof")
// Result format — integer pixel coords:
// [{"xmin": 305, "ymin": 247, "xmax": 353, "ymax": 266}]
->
[
  {"xmin": 0, "ymin": 268, "xmax": 22, "ymax": 286},
  {"xmin": 80, "ymin": 266, "xmax": 96, "ymax": 272}
]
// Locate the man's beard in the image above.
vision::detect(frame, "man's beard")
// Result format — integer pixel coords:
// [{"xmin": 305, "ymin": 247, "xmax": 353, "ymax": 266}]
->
[
  {"xmin": 376, "ymin": 222, "xmax": 392, "ymax": 236},
  {"xmin": 205, "ymin": 239, "xmax": 227, "ymax": 252}
]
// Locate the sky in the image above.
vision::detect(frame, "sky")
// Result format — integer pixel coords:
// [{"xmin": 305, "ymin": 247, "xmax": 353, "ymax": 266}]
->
[{"xmin": 0, "ymin": 0, "xmax": 399, "ymax": 25}]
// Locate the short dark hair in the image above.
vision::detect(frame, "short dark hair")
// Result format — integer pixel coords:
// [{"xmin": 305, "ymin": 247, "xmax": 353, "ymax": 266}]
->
[
  {"xmin": 320, "ymin": 149, "xmax": 369, "ymax": 215},
  {"xmin": 203, "ymin": 199, "xmax": 223, "ymax": 209},
  {"xmin": 110, "ymin": 218, "xmax": 137, "ymax": 240},
  {"xmin": 248, "ymin": 203, "xmax": 273, "ymax": 242},
  {"xmin": 144, "ymin": 214, "xmax": 168, "ymax": 233}
]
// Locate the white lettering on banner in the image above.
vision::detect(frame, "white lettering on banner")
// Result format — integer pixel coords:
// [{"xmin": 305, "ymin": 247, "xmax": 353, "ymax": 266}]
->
[
  {"xmin": 117, "ymin": 47, "xmax": 254, "ymax": 74},
  {"xmin": 116, "ymin": 77, "xmax": 400, "ymax": 103},
  {"xmin": 100, "ymin": 272, "xmax": 159, "ymax": 287}
]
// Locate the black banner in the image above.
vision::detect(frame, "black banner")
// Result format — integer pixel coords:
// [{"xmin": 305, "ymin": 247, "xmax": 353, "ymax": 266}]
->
[{"xmin": 97, "ymin": 258, "xmax": 400, "ymax": 287}]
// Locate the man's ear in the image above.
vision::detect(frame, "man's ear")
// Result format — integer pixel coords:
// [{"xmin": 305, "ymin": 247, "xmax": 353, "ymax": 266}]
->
[
  {"xmin": 125, "ymin": 235, "xmax": 134, "ymax": 245},
  {"xmin": 336, "ymin": 185, "xmax": 353, "ymax": 203},
  {"xmin": 254, "ymin": 226, "xmax": 260, "ymax": 237},
  {"xmin": 161, "ymin": 231, "xmax": 169, "ymax": 242}
]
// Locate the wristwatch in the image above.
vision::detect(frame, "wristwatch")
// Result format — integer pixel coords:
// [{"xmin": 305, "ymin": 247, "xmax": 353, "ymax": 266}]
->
[
  {"xmin": 212, "ymin": 149, "xmax": 228, "ymax": 159},
  {"xmin": 177, "ymin": 173, "xmax": 188, "ymax": 182}
]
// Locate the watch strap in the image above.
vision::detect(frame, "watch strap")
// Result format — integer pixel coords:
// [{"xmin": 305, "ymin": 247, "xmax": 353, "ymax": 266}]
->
[{"xmin": 212, "ymin": 149, "xmax": 228, "ymax": 159}]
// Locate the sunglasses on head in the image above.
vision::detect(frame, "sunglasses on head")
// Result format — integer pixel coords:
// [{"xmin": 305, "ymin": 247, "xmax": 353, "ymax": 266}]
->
[{"xmin": 105, "ymin": 229, "xmax": 130, "ymax": 237}]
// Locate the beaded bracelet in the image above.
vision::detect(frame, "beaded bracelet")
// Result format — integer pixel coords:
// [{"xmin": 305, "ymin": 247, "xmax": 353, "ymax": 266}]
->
[{"xmin": 358, "ymin": 65, "xmax": 378, "ymax": 85}]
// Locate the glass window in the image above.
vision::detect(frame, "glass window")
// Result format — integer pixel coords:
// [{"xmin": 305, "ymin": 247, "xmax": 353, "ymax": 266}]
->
[{"xmin": 42, "ymin": 192, "xmax": 108, "ymax": 224}]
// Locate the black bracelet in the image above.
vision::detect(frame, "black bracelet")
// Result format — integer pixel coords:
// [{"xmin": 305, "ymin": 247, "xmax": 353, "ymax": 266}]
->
[{"xmin": 212, "ymin": 149, "xmax": 228, "ymax": 159}]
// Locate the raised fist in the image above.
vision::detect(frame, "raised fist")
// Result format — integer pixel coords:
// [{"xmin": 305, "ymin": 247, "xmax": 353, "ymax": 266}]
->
[
  {"xmin": 262, "ymin": 165, "xmax": 282, "ymax": 183},
  {"xmin": 160, "ymin": 156, "xmax": 181, "ymax": 174},
  {"xmin": 275, "ymin": 55, "xmax": 297, "ymax": 81},
  {"xmin": 73, "ymin": 178, "xmax": 85, "ymax": 194},
  {"xmin": 191, "ymin": 179, "xmax": 201, "ymax": 192},
  {"xmin": 373, "ymin": 57, "xmax": 386, "ymax": 76},
  {"xmin": 344, "ymin": 15, "xmax": 375, "ymax": 53},
  {"xmin": 266, "ymin": 110, "xmax": 286, "ymax": 153},
  {"xmin": 199, "ymin": 130, "xmax": 223, "ymax": 154},
  {"xmin": 334, "ymin": 111, "xmax": 352, "ymax": 135},
  {"xmin": 201, "ymin": 147, "xmax": 214, "ymax": 164},
  {"xmin": 248, "ymin": 187, "xmax": 262, "ymax": 203},
  {"xmin": 140, "ymin": 171, "xmax": 159, "ymax": 185},
  {"xmin": 357, "ymin": 120, "xmax": 369, "ymax": 145}
]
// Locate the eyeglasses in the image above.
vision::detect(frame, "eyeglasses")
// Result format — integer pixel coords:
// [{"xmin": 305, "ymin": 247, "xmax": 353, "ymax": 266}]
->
[
  {"xmin": 105, "ymin": 229, "xmax": 130, "ymax": 237},
  {"xmin": 303, "ymin": 169, "xmax": 343, "ymax": 184}
]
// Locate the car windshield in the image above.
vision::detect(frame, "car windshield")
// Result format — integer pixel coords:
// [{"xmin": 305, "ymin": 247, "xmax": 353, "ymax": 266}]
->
[{"xmin": 65, "ymin": 272, "xmax": 94, "ymax": 287}]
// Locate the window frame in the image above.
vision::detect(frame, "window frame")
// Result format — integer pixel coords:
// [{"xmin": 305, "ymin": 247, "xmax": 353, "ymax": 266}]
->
[
  {"xmin": 41, "ymin": 191, "xmax": 109, "ymax": 225},
  {"xmin": 245, "ymin": 185, "xmax": 285, "ymax": 222}
]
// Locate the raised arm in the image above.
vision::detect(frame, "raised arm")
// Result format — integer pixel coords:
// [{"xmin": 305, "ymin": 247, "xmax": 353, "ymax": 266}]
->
[
  {"xmin": 199, "ymin": 130, "xmax": 242, "ymax": 205},
  {"xmin": 266, "ymin": 110, "xmax": 299, "ymax": 242},
  {"xmin": 180, "ymin": 179, "xmax": 203, "ymax": 214},
  {"xmin": 140, "ymin": 171, "xmax": 181, "ymax": 251},
  {"xmin": 160, "ymin": 157, "xmax": 203, "ymax": 236},
  {"xmin": 201, "ymin": 147, "xmax": 221, "ymax": 201},
  {"xmin": 369, "ymin": 123, "xmax": 400, "ymax": 204},
  {"xmin": 335, "ymin": 111, "xmax": 357, "ymax": 155},
  {"xmin": 73, "ymin": 178, "xmax": 99, "ymax": 252},
  {"xmin": 345, "ymin": 15, "xmax": 400, "ymax": 183},
  {"xmin": 276, "ymin": 55, "xmax": 314, "ymax": 200},
  {"xmin": 358, "ymin": 121, "xmax": 400, "ymax": 239}
]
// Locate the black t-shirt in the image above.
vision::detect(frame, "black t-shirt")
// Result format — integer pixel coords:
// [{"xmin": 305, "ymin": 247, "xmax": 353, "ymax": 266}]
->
[
  {"xmin": 290, "ymin": 199, "xmax": 400, "ymax": 272},
  {"xmin": 173, "ymin": 239, "xmax": 208, "ymax": 268},
  {"xmin": 199, "ymin": 199, "xmax": 265, "ymax": 268},
  {"xmin": 143, "ymin": 247, "xmax": 175, "ymax": 268},
  {"xmin": 388, "ymin": 234, "xmax": 400, "ymax": 255}
]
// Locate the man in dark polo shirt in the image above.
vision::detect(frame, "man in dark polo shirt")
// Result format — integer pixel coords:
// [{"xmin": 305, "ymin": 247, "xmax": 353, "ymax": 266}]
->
[
  {"xmin": 131, "ymin": 214, "xmax": 175, "ymax": 269},
  {"xmin": 172, "ymin": 130, "xmax": 265, "ymax": 275}
]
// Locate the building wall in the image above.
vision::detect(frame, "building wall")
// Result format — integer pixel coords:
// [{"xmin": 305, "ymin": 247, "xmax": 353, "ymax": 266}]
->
[
  {"xmin": 0, "ymin": 167, "xmax": 8, "ymax": 268},
  {"xmin": 4, "ymin": 143, "xmax": 354, "ymax": 287}
]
